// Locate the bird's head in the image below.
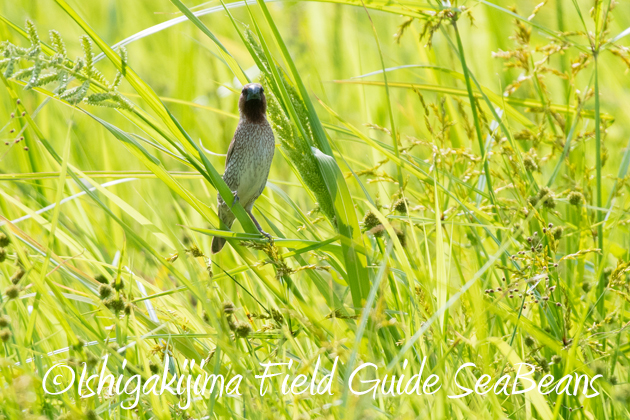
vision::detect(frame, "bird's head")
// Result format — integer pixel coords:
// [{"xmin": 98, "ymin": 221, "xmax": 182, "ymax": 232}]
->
[{"xmin": 239, "ymin": 83, "xmax": 267, "ymax": 123}]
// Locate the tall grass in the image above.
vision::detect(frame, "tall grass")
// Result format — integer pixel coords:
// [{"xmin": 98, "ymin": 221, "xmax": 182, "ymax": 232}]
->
[{"xmin": 1, "ymin": 0, "xmax": 630, "ymax": 419}]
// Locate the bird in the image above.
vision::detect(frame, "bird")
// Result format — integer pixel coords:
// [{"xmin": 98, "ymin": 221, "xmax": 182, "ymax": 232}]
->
[{"xmin": 211, "ymin": 82, "xmax": 275, "ymax": 254}]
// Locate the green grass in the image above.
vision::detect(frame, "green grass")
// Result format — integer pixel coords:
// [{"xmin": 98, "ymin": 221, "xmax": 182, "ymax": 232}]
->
[{"xmin": 1, "ymin": 0, "xmax": 630, "ymax": 419}]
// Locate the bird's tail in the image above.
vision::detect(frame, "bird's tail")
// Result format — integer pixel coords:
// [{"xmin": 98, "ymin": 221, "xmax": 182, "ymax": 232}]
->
[
  {"xmin": 211, "ymin": 236, "xmax": 226, "ymax": 254},
  {"xmin": 211, "ymin": 202, "xmax": 236, "ymax": 254}
]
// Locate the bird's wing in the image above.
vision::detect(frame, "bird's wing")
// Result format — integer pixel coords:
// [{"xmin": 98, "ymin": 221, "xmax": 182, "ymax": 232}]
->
[{"xmin": 225, "ymin": 135, "xmax": 237, "ymax": 165}]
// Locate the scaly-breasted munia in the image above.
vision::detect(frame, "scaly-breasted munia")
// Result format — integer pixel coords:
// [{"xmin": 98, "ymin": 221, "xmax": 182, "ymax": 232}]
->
[{"xmin": 211, "ymin": 83, "xmax": 275, "ymax": 253}]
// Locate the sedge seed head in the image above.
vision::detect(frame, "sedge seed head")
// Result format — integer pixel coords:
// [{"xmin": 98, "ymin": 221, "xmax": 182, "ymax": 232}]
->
[
  {"xmin": 95, "ymin": 274, "xmax": 109, "ymax": 284},
  {"xmin": 104, "ymin": 296, "xmax": 125, "ymax": 313},
  {"xmin": 362, "ymin": 211, "xmax": 380, "ymax": 231},
  {"xmin": 112, "ymin": 278, "xmax": 124, "ymax": 291},
  {"xmin": 11, "ymin": 267, "xmax": 25, "ymax": 285},
  {"xmin": 0, "ymin": 329, "xmax": 12, "ymax": 342},
  {"xmin": 222, "ymin": 301, "xmax": 236, "ymax": 314},
  {"xmin": 149, "ymin": 360, "xmax": 160, "ymax": 374},
  {"xmin": 85, "ymin": 410, "xmax": 99, "ymax": 420},
  {"xmin": 98, "ymin": 284, "xmax": 113, "ymax": 299},
  {"xmin": 393, "ymin": 198, "xmax": 410, "ymax": 214},
  {"xmin": 568, "ymin": 191, "xmax": 585, "ymax": 206},
  {"xmin": 5, "ymin": 285, "xmax": 19, "ymax": 299},
  {"xmin": 537, "ymin": 187, "xmax": 556, "ymax": 209},
  {"xmin": 234, "ymin": 321, "xmax": 252, "ymax": 338},
  {"xmin": 523, "ymin": 155, "xmax": 538, "ymax": 172}
]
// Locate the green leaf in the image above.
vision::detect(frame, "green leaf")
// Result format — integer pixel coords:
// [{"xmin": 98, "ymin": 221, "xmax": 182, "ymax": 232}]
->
[
  {"xmin": 312, "ymin": 147, "xmax": 369, "ymax": 309},
  {"xmin": 169, "ymin": 0, "xmax": 250, "ymax": 85}
]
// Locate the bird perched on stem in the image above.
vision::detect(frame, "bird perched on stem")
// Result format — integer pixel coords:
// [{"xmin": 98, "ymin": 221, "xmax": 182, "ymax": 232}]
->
[{"xmin": 211, "ymin": 83, "xmax": 275, "ymax": 254}]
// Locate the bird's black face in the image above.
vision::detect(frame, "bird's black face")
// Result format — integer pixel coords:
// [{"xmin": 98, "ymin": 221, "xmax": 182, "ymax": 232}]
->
[
  {"xmin": 239, "ymin": 83, "xmax": 267, "ymax": 123},
  {"xmin": 243, "ymin": 83, "xmax": 264, "ymax": 102}
]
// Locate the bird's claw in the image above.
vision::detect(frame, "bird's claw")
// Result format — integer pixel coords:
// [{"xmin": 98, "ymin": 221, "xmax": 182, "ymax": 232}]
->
[
  {"xmin": 229, "ymin": 192, "xmax": 240, "ymax": 210},
  {"xmin": 260, "ymin": 230, "xmax": 272, "ymax": 240}
]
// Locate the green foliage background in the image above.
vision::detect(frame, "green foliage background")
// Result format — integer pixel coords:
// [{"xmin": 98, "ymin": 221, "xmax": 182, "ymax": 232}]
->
[{"xmin": 1, "ymin": 0, "xmax": 630, "ymax": 418}]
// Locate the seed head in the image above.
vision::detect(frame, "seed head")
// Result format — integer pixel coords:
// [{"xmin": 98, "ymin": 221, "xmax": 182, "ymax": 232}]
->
[
  {"xmin": 0, "ymin": 329, "xmax": 12, "ymax": 342},
  {"xmin": 95, "ymin": 274, "xmax": 109, "ymax": 284},
  {"xmin": 568, "ymin": 191, "xmax": 585, "ymax": 206},
  {"xmin": 222, "ymin": 301, "xmax": 236, "ymax": 314},
  {"xmin": 527, "ymin": 195, "xmax": 539, "ymax": 207},
  {"xmin": 0, "ymin": 233, "xmax": 10, "ymax": 247},
  {"xmin": 104, "ymin": 296, "xmax": 125, "ymax": 313},
  {"xmin": 0, "ymin": 315, "xmax": 9, "ymax": 328},
  {"xmin": 538, "ymin": 357, "xmax": 549, "ymax": 372},
  {"xmin": 395, "ymin": 228, "xmax": 407, "ymax": 247},
  {"xmin": 551, "ymin": 355, "xmax": 562, "ymax": 364},
  {"xmin": 85, "ymin": 409, "xmax": 99, "ymax": 420},
  {"xmin": 86, "ymin": 353, "xmax": 99, "ymax": 369},
  {"xmin": 233, "ymin": 321, "xmax": 252, "ymax": 338},
  {"xmin": 72, "ymin": 337, "xmax": 86, "ymax": 351},
  {"xmin": 5, "ymin": 285, "xmax": 19, "ymax": 299},
  {"xmin": 551, "ymin": 226, "xmax": 563, "ymax": 240},
  {"xmin": 538, "ymin": 187, "xmax": 556, "ymax": 209},
  {"xmin": 523, "ymin": 155, "xmax": 538, "ymax": 172},
  {"xmin": 149, "ymin": 360, "xmax": 160, "ymax": 374},
  {"xmin": 524, "ymin": 336, "xmax": 535, "ymax": 347},
  {"xmin": 11, "ymin": 267, "xmax": 25, "ymax": 285},
  {"xmin": 112, "ymin": 278, "xmax": 124, "ymax": 291},
  {"xmin": 98, "ymin": 284, "xmax": 113, "ymax": 299},
  {"xmin": 187, "ymin": 244, "xmax": 205, "ymax": 258},
  {"xmin": 0, "ymin": 248, "xmax": 6, "ymax": 263},
  {"xmin": 393, "ymin": 197, "xmax": 410, "ymax": 214},
  {"xmin": 362, "ymin": 211, "xmax": 380, "ymax": 231}
]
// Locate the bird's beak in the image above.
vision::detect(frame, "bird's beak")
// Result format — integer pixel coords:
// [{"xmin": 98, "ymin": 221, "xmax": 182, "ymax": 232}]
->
[{"xmin": 246, "ymin": 87, "xmax": 262, "ymax": 101}]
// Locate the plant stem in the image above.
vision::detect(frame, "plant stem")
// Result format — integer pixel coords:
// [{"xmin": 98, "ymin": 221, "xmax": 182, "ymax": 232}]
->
[
  {"xmin": 451, "ymin": 17, "xmax": 498, "ymax": 218},
  {"xmin": 594, "ymin": 56, "xmax": 605, "ymax": 314}
]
